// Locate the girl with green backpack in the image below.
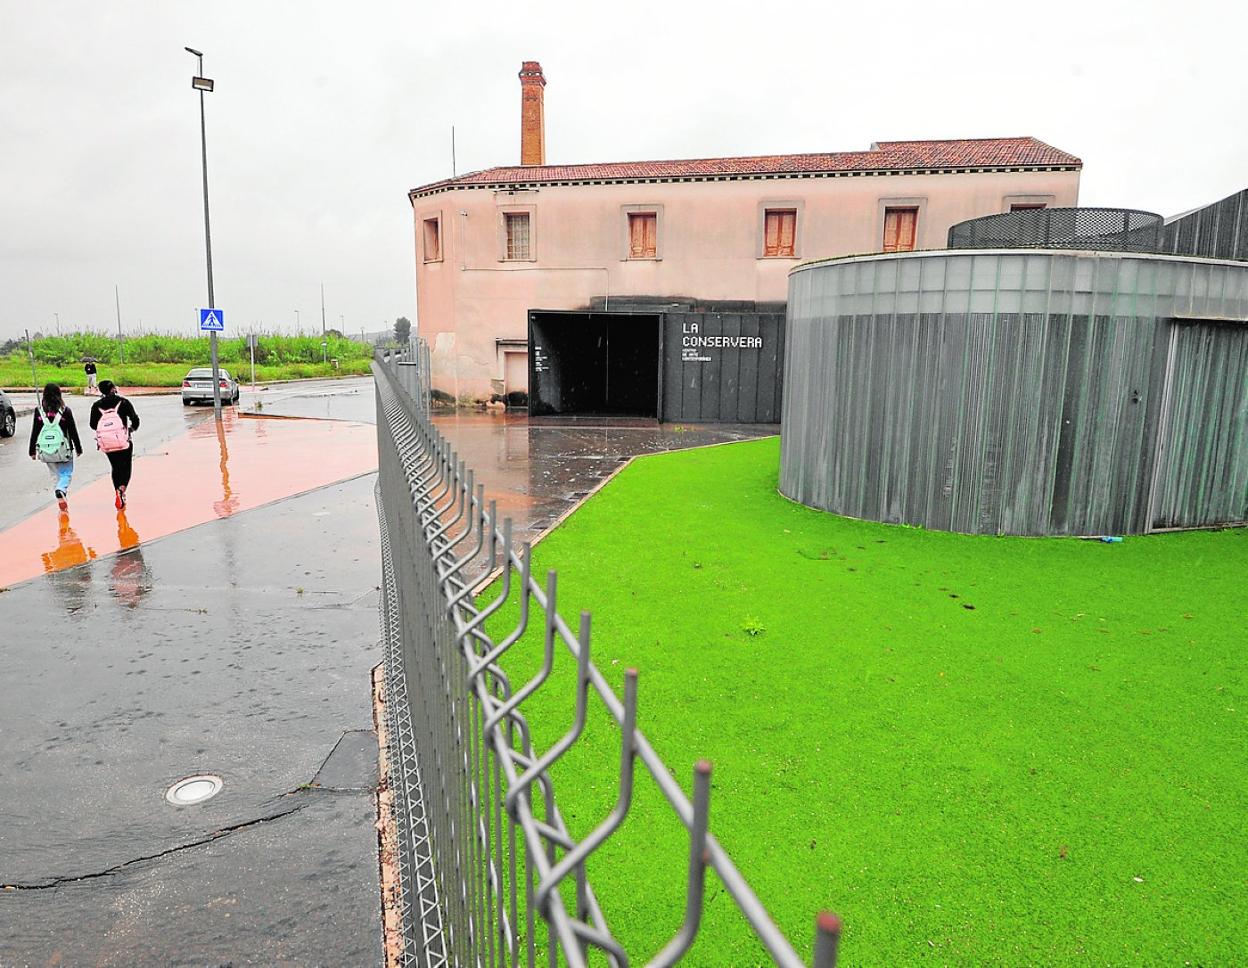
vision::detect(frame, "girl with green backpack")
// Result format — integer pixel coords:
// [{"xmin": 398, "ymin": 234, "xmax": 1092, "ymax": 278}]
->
[{"xmin": 28, "ymin": 383, "xmax": 84, "ymax": 512}]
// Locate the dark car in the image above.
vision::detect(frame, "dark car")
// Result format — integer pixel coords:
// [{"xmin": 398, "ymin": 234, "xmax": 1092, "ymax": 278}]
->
[{"xmin": 0, "ymin": 389, "xmax": 16, "ymax": 438}]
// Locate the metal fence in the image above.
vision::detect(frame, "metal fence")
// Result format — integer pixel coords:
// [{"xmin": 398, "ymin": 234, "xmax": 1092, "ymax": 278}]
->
[
  {"xmin": 1161, "ymin": 188, "xmax": 1248, "ymax": 262},
  {"xmin": 948, "ymin": 207, "xmax": 1164, "ymax": 253},
  {"xmin": 374, "ymin": 343, "xmax": 841, "ymax": 967}
]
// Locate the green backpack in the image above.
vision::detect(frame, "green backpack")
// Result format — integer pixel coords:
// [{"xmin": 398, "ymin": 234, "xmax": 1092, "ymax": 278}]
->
[{"xmin": 37, "ymin": 411, "xmax": 71, "ymax": 463}]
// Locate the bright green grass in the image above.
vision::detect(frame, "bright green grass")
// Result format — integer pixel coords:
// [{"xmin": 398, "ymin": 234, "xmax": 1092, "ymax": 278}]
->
[{"xmin": 484, "ymin": 436, "xmax": 1246, "ymax": 966}]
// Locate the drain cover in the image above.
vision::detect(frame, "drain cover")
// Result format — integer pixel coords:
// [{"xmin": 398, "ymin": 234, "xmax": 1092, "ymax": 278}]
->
[{"xmin": 165, "ymin": 774, "xmax": 223, "ymax": 806}]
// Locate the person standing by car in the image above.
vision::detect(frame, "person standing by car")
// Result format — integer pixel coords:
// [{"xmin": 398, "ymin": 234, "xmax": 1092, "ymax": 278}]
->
[
  {"xmin": 29, "ymin": 383, "xmax": 83, "ymax": 512},
  {"xmin": 90, "ymin": 380, "xmax": 140, "ymax": 509},
  {"xmin": 84, "ymin": 359, "xmax": 98, "ymax": 395}
]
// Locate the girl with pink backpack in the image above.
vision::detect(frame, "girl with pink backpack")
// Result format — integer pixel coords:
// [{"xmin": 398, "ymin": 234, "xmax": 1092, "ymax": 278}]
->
[{"xmin": 89, "ymin": 381, "xmax": 141, "ymax": 509}]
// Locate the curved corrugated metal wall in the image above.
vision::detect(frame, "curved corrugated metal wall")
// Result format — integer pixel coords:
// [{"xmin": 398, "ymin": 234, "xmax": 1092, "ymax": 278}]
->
[{"xmin": 780, "ymin": 250, "xmax": 1248, "ymax": 535}]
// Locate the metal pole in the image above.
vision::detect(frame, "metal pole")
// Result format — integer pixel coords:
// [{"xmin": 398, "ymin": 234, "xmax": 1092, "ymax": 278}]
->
[
  {"xmin": 191, "ymin": 48, "xmax": 222, "ymax": 420},
  {"xmin": 54, "ymin": 312, "xmax": 60, "ymax": 336},
  {"xmin": 115, "ymin": 284, "xmax": 125, "ymax": 364},
  {"xmin": 320, "ymin": 283, "xmax": 326, "ymax": 336},
  {"xmin": 250, "ymin": 332, "xmax": 256, "ymax": 389}
]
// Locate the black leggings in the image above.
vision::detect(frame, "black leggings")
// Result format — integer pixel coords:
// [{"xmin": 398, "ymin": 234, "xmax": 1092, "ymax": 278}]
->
[{"xmin": 106, "ymin": 445, "xmax": 133, "ymax": 489}]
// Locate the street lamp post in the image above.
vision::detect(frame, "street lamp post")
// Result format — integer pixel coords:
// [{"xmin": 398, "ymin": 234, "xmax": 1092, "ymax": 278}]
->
[{"xmin": 186, "ymin": 46, "xmax": 223, "ymax": 420}]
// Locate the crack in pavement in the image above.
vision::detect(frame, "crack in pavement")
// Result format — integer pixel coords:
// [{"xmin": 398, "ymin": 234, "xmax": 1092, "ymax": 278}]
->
[{"xmin": 2, "ymin": 801, "xmax": 309, "ymax": 892}]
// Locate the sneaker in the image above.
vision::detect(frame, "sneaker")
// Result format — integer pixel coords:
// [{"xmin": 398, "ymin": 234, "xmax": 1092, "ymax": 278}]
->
[
  {"xmin": 115, "ymin": 489, "xmax": 124, "ymax": 510},
  {"xmin": 119, "ymin": 486, "xmax": 127, "ymax": 509},
  {"xmin": 55, "ymin": 489, "xmax": 67, "ymax": 512}
]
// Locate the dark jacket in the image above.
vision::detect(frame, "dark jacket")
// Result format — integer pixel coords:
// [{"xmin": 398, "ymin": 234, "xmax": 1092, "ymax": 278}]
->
[
  {"xmin": 89, "ymin": 395, "xmax": 140, "ymax": 436},
  {"xmin": 28, "ymin": 405, "xmax": 84, "ymax": 458}
]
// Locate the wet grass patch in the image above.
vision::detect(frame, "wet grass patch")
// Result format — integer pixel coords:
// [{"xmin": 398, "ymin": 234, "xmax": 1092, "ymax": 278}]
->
[{"xmin": 486, "ymin": 436, "xmax": 1246, "ymax": 965}]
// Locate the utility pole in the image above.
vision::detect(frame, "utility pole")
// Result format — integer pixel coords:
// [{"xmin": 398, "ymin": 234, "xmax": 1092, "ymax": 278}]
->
[
  {"xmin": 25, "ymin": 329, "xmax": 37, "ymax": 390},
  {"xmin": 320, "ymin": 283, "xmax": 327, "ymax": 337},
  {"xmin": 54, "ymin": 312, "xmax": 60, "ymax": 336},
  {"xmin": 186, "ymin": 46, "xmax": 222, "ymax": 420},
  {"xmin": 115, "ymin": 284, "xmax": 125, "ymax": 364},
  {"xmin": 452, "ymin": 125, "xmax": 457, "ymax": 177}
]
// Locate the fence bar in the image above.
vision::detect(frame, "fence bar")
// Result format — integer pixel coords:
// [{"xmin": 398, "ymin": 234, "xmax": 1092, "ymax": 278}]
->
[{"xmin": 374, "ymin": 340, "xmax": 835, "ymax": 967}]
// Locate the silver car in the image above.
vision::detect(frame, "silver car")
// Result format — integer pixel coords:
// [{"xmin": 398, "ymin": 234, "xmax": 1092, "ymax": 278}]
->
[{"xmin": 181, "ymin": 367, "xmax": 240, "ymax": 406}]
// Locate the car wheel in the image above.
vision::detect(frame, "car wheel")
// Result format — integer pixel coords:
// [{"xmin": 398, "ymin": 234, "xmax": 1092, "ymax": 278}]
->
[
  {"xmin": 0, "ymin": 409, "xmax": 14, "ymax": 437},
  {"xmin": 182, "ymin": 399, "xmax": 192, "ymax": 407}
]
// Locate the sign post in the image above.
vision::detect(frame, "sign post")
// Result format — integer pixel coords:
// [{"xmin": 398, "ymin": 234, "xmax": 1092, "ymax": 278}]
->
[{"xmin": 199, "ymin": 308, "xmax": 225, "ymax": 415}]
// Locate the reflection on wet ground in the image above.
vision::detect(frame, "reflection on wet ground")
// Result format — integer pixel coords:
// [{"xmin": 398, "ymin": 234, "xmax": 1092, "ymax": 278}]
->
[
  {"xmin": 430, "ymin": 410, "xmax": 778, "ymax": 557},
  {"xmin": 0, "ymin": 409, "xmax": 376, "ymax": 588}
]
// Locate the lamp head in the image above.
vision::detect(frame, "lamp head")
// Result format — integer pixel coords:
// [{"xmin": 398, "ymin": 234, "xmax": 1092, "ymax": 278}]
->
[{"xmin": 184, "ymin": 46, "xmax": 203, "ymax": 56}]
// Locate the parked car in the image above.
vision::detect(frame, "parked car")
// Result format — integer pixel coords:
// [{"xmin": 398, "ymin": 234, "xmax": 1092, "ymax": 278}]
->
[
  {"xmin": 181, "ymin": 368, "xmax": 240, "ymax": 406},
  {"xmin": 0, "ymin": 389, "xmax": 15, "ymax": 437}
]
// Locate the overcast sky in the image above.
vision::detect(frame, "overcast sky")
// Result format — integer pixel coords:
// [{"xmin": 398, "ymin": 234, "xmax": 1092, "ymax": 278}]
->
[{"xmin": 1, "ymin": 0, "xmax": 1244, "ymax": 342}]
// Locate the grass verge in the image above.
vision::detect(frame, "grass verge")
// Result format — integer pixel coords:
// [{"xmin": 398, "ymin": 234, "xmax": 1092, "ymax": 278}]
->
[
  {"xmin": 0, "ymin": 359, "xmax": 372, "ymax": 389},
  {"xmin": 484, "ymin": 436, "xmax": 1246, "ymax": 966}
]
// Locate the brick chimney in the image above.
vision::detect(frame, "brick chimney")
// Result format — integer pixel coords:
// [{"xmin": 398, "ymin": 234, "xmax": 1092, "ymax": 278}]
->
[{"xmin": 519, "ymin": 61, "xmax": 546, "ymax": 166}]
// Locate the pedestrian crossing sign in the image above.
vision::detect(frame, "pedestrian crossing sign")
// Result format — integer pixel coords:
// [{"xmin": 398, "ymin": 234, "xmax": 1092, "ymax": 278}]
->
[{"xmin": 199, "ymin": 308, "xmax": 225, "ymax": 332}]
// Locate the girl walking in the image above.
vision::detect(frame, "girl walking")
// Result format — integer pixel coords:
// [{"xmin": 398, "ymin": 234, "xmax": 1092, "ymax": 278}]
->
[
  {"xmin": 28, "ymin": 383, "xmax": 83, "ymax": 512},
  {"xmin": 90, "ymin": 380, "xmax": 141, "ymax": 509}
]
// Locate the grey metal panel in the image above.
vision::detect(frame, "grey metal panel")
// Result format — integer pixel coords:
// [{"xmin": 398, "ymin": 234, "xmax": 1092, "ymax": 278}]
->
[
  {"xmin": 1151, "ymin": 322, "xmax": 1248, "ymax": 527},
  {"xmin": 661, "ymin": 312, "xmax": 685, "ymax": 420},
  {"xmin": 1163, "ymin": 189, "xmax": 1248, "ymax": 262},
  {"xmin": 782, "ymin": 250, "xmax": 1248, "ymax": 535}
]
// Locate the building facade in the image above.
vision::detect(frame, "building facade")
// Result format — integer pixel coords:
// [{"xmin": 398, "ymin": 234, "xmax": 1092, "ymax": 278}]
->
[{"xmin": 410, "ymin": 63, "xmax": 1082, "ymax": 410}]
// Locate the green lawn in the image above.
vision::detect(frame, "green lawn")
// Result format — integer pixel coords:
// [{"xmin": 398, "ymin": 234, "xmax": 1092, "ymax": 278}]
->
[{"xmin": 485, "ymin": 436, "xmax": 1246, "ymax": 966}]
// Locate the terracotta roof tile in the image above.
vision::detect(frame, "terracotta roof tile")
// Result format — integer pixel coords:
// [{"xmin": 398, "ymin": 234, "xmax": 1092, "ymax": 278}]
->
[{"xmin": 411, "ymin": 137, "xmax": 1080, "ymax": 196}]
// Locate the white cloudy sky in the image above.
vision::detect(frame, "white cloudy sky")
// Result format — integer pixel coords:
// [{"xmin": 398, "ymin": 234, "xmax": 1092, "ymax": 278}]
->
[{"xmin": 1, "ymin": 0, "xmax": 1244, "ymax": 342}]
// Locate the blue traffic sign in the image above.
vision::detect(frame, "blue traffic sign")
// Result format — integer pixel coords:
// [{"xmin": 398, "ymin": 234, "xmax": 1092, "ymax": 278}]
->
[{"xmin": 199, "ymin": 308, "xmax": 225, "ymax": 332}]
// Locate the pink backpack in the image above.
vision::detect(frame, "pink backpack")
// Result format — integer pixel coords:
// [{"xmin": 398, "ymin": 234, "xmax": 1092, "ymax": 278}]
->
[{"xmin": 95, "ymin": 405, "xmax": 130, "ymax": 453}]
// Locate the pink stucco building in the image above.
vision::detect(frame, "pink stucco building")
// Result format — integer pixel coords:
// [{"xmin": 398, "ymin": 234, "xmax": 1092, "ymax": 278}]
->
[{"xmin": 409, "ymin": 63, "xmax": 1081, "ymax": 414}]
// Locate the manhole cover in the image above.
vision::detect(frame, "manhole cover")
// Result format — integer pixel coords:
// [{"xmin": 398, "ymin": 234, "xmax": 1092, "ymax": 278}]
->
[{"xmin": 165, "ymin": 774, "xmax": 224, "ymax": 806}]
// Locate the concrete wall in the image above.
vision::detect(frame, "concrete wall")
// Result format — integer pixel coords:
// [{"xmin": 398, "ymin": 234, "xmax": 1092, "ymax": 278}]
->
[
  {"xmin": 413, "ymin": 169, "xmax": 1080, "ymax": 399},
  {"xmin": 781, "ymin": 250, "xmax": 1248, "ymax": 536}
]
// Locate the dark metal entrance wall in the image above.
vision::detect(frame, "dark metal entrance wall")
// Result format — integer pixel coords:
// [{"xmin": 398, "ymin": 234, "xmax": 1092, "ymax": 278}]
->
[
  {"xmin": 662, "ymin": 312, "xmax": 785, "ymax": 423},
  {"xmin": 527, "ymin": 309, "xmax": 787, "ymax": 423}
]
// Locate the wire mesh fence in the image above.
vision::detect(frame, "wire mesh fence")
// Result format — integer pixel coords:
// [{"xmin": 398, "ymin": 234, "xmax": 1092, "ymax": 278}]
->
[
  {"xmin": 374, "ymin": 342, "xmax": 840, "ymax": 967},
  {"xmin": 948, "ymin": 207, "xmax": 1164, "ymax": 253}
]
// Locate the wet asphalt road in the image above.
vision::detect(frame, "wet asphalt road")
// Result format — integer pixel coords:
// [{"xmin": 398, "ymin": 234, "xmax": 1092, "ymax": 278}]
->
[{"xmin": 0, "ymin": 473, "xmax": 384, "ymax": 966}]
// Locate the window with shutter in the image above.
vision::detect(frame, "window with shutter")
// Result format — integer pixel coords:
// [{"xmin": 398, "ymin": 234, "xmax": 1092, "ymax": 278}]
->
[
  {"xmin": 423, "ymin": 218, "xmax": 441, "ymax": 262},
  {"xmin": 883, "ymin": 207, "xmax": 918, "ymax": 252},
  {"xmin": 505, "ymin": 213, "xmax": 531, "ymax": 260},
  {"xmin": 764, "ymin": 209, "xmax": 797, "ymax": 257},
  {"xmin": 628, "ymin": 212, "xmax": 657, "ymax": 259}
]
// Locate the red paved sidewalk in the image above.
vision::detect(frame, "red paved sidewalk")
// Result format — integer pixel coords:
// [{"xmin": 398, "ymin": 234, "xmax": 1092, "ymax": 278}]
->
[{"xmin": 0, "ymin": 410, "xmax": 377, "ymax": 588}]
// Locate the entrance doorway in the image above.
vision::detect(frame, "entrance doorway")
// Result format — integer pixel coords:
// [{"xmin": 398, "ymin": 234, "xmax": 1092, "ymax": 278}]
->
[{"xmin": 528, "ymin": 311, "xmax": 661, "ymax": 418}]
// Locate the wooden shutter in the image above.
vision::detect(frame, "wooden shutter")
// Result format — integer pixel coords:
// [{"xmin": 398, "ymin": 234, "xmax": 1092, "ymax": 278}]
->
[
  {"xmin": 423, "ymin": 219, "xmax": 440, "ymax": 261},
  {"xmin": 778, "ymin": 210, "xmax": 796, "ymax": 256},
  {"xmin": 628, "ymin": 213, "xmax": 657, "ymax": 258},
  {"xmin": 764, "ymin": 209, "xmax": 796, "ymax": 257},
  {"xmin": 883, "ymin": 207, "xmax": 918, "ymax": 252}
]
